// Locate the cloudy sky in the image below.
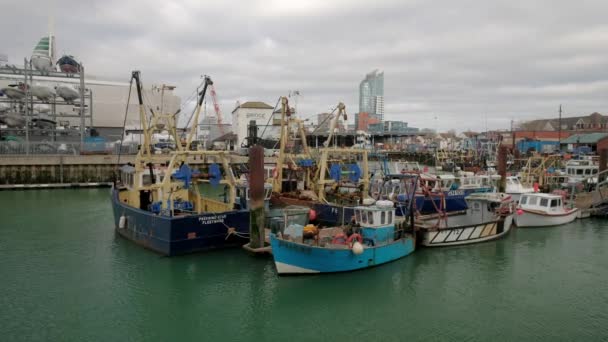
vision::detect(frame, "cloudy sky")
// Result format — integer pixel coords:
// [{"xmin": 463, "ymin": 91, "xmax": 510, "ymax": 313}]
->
[{"xmin": 2, "ymin": 0, "xmax": 608, "ymax": 131}]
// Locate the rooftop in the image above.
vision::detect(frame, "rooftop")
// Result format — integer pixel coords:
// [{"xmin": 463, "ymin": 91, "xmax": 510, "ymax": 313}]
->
[
  {"xmin": 232, "ymin": 101, "xmax": 274, "ymax": 113},
  {"xmin": 561, "ymin": 133, "xmax": 608, "ymax": 144}
]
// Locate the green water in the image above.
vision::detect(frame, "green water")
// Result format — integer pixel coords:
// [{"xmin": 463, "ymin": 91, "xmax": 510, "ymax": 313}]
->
[{"xmin": 1, "ymin": 189, "xmax": 607, "ymax": 341}]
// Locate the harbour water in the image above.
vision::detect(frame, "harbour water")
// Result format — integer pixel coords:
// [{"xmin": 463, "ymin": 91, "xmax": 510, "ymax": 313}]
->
[{"xmin": 1, "ymin": 189, "xmax": 607, "ymax": 341}]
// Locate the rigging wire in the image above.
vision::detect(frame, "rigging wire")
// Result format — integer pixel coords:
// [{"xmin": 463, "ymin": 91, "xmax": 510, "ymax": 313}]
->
[{"xmin": 258, "ymin": 97, "xmax": 281, "ymax": 140}]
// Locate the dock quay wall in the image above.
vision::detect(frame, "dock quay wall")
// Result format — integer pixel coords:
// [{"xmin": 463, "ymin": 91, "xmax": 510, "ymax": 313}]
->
[{"xmin": 0, "ymin": 155, "xmax": 254, "ymax": 186}]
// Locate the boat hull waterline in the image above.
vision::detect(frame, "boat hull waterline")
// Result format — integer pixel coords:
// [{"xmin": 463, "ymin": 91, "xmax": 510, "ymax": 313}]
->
[
  {"xmin": 270, "ymin": 235, "xmax": 415, "ymax": 274},
  {"xmin": 515, "ymin": 208, "xmax": 578, "ymax": 227},
  {"xmin": 420, "ymin": 215, "xmax": 513, "ymax": 247}
]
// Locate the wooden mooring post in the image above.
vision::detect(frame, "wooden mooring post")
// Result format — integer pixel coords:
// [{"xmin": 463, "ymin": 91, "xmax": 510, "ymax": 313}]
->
[
  {"xmin": 599, "ymin": 149, "xmax": 608, "ymax": 183},
  {"xmin": 498, "ymin": 146, "xmax": 507, "ymax": 193},
  {"xmin": 243, "ymin": 145, "xmax": 270, "ymax": 254}
]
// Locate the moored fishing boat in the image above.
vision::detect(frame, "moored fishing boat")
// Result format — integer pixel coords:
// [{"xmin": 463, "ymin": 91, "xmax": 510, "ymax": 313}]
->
[
  {"xmin": 416, "ymin": 192, "xmax": 514, "ymax": 247},
  {"xmin": 270, "ymin": 200, "xmax": 415, "ymax": 274},
  {"xmin": 270, "ymin": 97, "xmax": 372, "ymax": 225},
  {"xmin": 505, "ymin": 176, "xmax": 534, "ymax": 202},
  {"xmin": 111, "ymin": 71, "xmax": 251, "ymax": 256},
  {"xmin": 515, "ymin": 193, "xmax": 578, "ymax": 227}
]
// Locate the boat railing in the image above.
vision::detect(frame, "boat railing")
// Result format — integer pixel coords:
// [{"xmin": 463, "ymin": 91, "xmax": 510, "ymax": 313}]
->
[{"xmin": 0, "ymin": 141, "xmax": 140, "ymax": 155}]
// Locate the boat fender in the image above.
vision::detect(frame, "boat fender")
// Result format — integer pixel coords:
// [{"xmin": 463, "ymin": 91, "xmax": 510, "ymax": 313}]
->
[
  {"xmin": 362, "ymin": 198, "xmax": 376, "ymax": 206},
  {"xmin": 119, "ymin": 215, "xmax": 126, "ymax": 229},
  {"xmin": 376, "ymin": 200, "xmax": 394, "ymax": 208},
  {"xmin": 351, "ymin": 241, "xmax": 364, "ymax": 255},
  {"xmin": 346, "ymin": 233, "xmax": 363, "ymax": 245},
  {"xmin": 272, "ymin": 167, "xmax": 278, "ymax": 178},
  {"xmin": 516, "ymin": 209, "xmax": 524, "ymax": 215},
  {"xmin": 309, "ymin": 209, "xmax": 317, "ymax": 221}
]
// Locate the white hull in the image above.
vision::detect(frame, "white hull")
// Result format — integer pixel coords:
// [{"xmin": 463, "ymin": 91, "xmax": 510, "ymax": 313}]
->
[
  {"xmin": 515, "ymin": 209, "xmax": 578, "ymax": 227},
  {"xmin": 274, "ymin": 262, "xmax": 320, "ymax": 274},
  {"xmin": 31, "ymin": 55, "xmax": 54, "ymax": 73},
  {"xmin": 421, "ymin": 215, "xmax": 513, "ymax": 247},
  {"xmin": 1, "ymin": 87, "xmax": 25, "ymax": 99}
]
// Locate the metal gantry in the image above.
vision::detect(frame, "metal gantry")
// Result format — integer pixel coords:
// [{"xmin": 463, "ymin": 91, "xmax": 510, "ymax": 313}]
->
[{"xmin": 0, "ymin": 60, "xmax": 93, "ymax": 154}]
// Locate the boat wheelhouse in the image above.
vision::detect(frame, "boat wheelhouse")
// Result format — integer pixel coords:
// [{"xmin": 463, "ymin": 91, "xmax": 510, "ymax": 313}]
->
[
  {"xmin": 505, "ymin": 176, "xmax": 534, "ymax": 202},
  {"xmin": 515, "ymin": 193, "xmax": 578, "ymax": 227},
  {"xmin": 270, "ymin": 200, "xmax": 415, "ymax": 274},
  {"xmin": 565, "ymin": 159, "xmax": 598, "ymax": 184}
]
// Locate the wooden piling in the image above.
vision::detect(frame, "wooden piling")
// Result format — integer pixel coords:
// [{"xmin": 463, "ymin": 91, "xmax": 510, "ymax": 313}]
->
[
  {"xmin": 248, "ymin": 145, "xmax": 265, "ymax": 249},
  {"xmin": 599, "ymin": 149, "xmax": 608, "ymax": 183},
  {"xmin": 498, "ymin": 145, "xmax": 507, "ymax": 193}
]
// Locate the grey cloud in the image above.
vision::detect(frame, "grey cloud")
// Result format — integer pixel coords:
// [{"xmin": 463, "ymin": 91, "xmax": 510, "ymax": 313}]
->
[{"xmin": 2, "ymin": 0, "xmax": 608, "ymax": 131}]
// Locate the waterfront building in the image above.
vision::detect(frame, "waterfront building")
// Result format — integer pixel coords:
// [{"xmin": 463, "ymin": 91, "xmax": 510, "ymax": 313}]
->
[
  {"xmin": 230, "ymin": 101, "xmax": 276, "ymax": 147},
  {"xmin": 519, "ymin": 112, "xmax": 608, "ymax": 132}
]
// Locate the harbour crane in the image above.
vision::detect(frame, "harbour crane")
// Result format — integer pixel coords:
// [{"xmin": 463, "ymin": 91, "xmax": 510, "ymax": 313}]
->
[{"xmin": 208, "ymin": 81, "xmax": 225, "ymax": 137}]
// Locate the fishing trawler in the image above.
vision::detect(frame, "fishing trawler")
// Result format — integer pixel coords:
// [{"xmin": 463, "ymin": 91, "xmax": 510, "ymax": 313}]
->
[
  {"xmin": 111, "ymin": 71, "xmax": 249, "ymax": 256},
  {"xmin": 416, "ymin": 193, "xmax": 514, "ymax": 247},
  {"xmin": 270, "ymin": 98, "xmax": 372, "ymax": 225},
  {"xmin": 270, "ymin": 200, "xmax": 415, "ymax": 274}
]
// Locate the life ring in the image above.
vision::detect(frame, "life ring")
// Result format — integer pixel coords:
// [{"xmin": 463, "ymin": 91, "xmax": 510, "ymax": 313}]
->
[
  {"xmin": 346, "ymin": 233, "xmax": 363, "ymax": 245},
  {"xmin": 331, "ymin": 233, "xmax": 347, "ymax": 245}
]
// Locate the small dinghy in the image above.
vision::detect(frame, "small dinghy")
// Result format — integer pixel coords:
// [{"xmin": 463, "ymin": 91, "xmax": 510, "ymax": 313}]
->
[
  {"xmin": 57, "ymin": 55, "xmax": 80, "ymax": 74},
  {"xmin": 55, "ymin": 85, "xmax": 79, "ymax": 103},
  {"xmin": 515, "ymin": 193, "xmax": 578, "ymax": 227},
  {"xmin": 0, "ymin": 84, "xmax": 26, "ymax": 100},
  {"xmin": 416, "ymin": 192, "xmax": 514, "ymax": 247},
  {"xmin": 270, "ymin": 200, "xmax": 416, "ymax": 274},
  {"xmin": 30, "ymin": 84, "xmax": 56, "ymax": 101}
]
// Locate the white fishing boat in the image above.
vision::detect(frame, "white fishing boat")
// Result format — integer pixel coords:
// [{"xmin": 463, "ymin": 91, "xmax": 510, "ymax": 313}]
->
[
  {"xmin": 515, "ymin": 193, "xmax": 578, "ymax": 227},
  {"xmin": 565, "ymin": 159, "xmax": 598, "ymax": 185},
  {"xmin": 416, "ymin": 192, "xmax": 514, "ymax": 247},
  {"xmin": 505, "ymin": 176, "xmax": 534, "ymax": 202}
]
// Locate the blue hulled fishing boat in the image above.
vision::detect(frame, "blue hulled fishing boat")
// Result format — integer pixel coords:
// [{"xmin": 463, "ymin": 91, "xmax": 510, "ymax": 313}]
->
[
  {"xmin": 111, "ymin": 71, "xmax": 251, "ymax": 256},
  {"xmin": 270, "ymin": 200, "xmax": 415, "ymax": 274}
]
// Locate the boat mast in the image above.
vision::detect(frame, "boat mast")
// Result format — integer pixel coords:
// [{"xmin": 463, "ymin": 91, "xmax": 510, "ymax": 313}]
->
[
  {"xmin": 185, "ymin": 76, "xmax": 212, "ymax": 151},
  {"xmin": 132, "ymin": 71, "xmax": 152, "ymax": 158}
]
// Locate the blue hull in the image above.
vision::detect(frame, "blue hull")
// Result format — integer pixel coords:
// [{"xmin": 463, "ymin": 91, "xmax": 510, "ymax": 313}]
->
[
  {"xmin": 395, "ymin": 188, "xmax": 494, "ymax": 216},
  {"xmin": 111, "ymin": 189, "xmax": 250, "ymax": 256},
  {"xmin": 270, "ymin": 235, "xmax": 415, "ymax": 274}
]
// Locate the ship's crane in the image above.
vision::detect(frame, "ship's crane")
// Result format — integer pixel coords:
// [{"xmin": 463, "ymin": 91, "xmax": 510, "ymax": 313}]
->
[{"xmin": 208, "ymin": 82, "xmax": 225, "ymax": 137}]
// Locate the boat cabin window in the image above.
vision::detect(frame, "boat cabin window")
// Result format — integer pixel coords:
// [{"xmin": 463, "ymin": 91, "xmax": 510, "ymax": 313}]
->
[
  {"xmin": 585, "ymin": 169, "xmax": 591, "ymax": 175},
  {"xmin": 577, "ymin": 169, "xmax": 583, "ymax": 175},
  {"xmin": 528, "ymin": 196, "xmax": 539, "ymax": 206},
  {"xmin": 540, "ymin": 198, "xmax": 549, "ymax": 207},
  {"xmin": 356, "ymin": 210, "xmax": 362, "ymax": 223},
  {"xmin": 387, "ymin": 211, "xmax": 392, "ymax": 224},
  {"xmin": 368, "ymin": 212, "xmax": 374, "ymax": 225},
  {"xmin": 593, "ymin": 169, "xmax": 598, "ymax": 174},
  {"xmin": 520, "ymin": 196, "xmax": 528, "ymax": 205},
  {"xmin": 361, "ymin": 210, "xmax": 368, "ymax": 224},
  {"xmin": 551, "ymin": 199, "xmax": 560, "ymax": 207},
  {"xmin": 381, "ymin": 211, "xmax": 386, "ymax": 224},
  {"xmin": 142, "ymin": 174, "xmax": 153, "ymax": 186}
]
